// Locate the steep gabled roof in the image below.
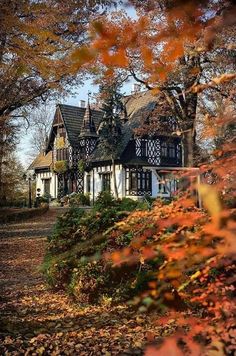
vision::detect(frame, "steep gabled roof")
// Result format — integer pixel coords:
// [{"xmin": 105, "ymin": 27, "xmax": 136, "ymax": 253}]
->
[
  {"xmin": 28, "ymin": 151, "xmax": 53, "ymax": 170},
  {"xmin": 59, "ymin": 104, "xmax": 102, "ymax": 147},
  {"xmin": 90, "ymin": 91, "xmax": 158, "ymax": 163},
  {"xmin": 79, "ymin": 102, "xmax": 98, "ymax": 138},
  {"xmin": 46, "ymin": 104, "xmax": 104, "ymax": 151}
]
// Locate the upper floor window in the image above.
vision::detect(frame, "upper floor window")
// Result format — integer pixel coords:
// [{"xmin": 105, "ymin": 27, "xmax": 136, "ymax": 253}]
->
[
  {"xmin": 168, "ymin": 143, "xmax": 176, "ymax": 158},
  {"xmin": 161, "ymin": 142, "xmax": 168, "ymax": 157},
  {"xmin": 56, "ymin": 148, "xmax": 68, "ymax": 161},
  {"xmin": 141, "ymin": 140, "xmax": 148, "ymax": 157},
  {"xmin": 161, "ymin": 141, "xmax": 176, "ymax": 159}
]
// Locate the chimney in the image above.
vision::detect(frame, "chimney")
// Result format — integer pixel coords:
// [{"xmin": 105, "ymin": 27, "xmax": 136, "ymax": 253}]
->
[
  {"xmin": 79, "ymin": 100, "xmax": 86, "ymax": 108},
  {"xmin": 132, "ymin": 83, "xmax": 141, "ymax": 94}
]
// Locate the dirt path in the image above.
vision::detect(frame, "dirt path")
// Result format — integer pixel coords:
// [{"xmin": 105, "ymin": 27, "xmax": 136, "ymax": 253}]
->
[{"xmin": 0, "ymin": 209, "xmax": 164, "ymax": 355}]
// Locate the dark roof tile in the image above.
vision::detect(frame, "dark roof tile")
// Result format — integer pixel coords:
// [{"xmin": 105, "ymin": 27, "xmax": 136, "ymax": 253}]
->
[{"xmin": 58, "ymin": 104, "xmax": 103, "ymax": 147}]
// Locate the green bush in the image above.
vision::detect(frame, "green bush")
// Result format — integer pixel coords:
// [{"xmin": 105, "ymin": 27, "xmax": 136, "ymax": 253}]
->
[
  {"xmin": 43, "ymin": 193, "xmax": 157, "ymax": 304},
  {"xmin": 94, "ymin": 191, "xmax": 115, "ymax": 210},
  {"xmin": 69, "ymin": 193, "xmax": 90, "ymax": 207},
  {"xmin": 47, "ymin": 207, "xmax": 85, "ymax": 253},
  {"xmin": 117, "ymin": 198, "xmax": 138, "ymax": 211}
]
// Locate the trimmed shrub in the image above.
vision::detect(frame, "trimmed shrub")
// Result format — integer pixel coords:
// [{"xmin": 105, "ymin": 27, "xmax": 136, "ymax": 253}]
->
[
  {"xmin": 94, "ymin": 191, "xmax": 116, "ymax": 210},
  {"xmin": 0, "ymin": 204, "xmax": 49, "ymax": 224},
  {"xmin": 69, "ymin": 193, "xmax": 90, "ymax": 207}
]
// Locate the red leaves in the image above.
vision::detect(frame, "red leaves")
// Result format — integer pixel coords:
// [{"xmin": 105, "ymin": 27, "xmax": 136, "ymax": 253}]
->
[
  {"xmin": 108, "ymin": 247, "xmax": 132, "ymax": 266},
  {"xmin": 145, "ymin": 340, "xmax": 183, "ymax": 356}
]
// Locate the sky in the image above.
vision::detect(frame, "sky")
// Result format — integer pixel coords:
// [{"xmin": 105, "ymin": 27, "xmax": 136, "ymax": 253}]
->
[{"xmin": 18, "ymin": 4, "xmax": 138, "ymax": 168}]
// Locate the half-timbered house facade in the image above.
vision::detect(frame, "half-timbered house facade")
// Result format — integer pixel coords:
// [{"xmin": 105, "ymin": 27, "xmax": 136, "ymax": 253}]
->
[{"xmin": 30, "ymin": 91, "xmax": 186, "ymax": 202}]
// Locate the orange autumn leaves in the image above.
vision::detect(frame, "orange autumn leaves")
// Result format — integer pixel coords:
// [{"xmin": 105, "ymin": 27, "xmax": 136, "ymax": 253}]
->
[
  {"xmin": 104, "ymin": 187, "xmax": 235, "ymax": 293},
  {"xmin": 70, "ymin": 2, "xmax": 205, "ymax": 81}
]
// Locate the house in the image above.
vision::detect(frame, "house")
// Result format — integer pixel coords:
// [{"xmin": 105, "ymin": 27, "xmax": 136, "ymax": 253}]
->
[{"xmin": 29, "ymin": 91, "xmax": 186, "ymax": 202}]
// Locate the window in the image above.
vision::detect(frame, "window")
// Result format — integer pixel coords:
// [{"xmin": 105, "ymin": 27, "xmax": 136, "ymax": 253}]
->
[
  {"xmin": 126, "ymin": 169, "xmax": 152, "ymax": 196},
  {"xmin": 161, "ymin": 142, "xmax": 168, "ymax": 157},
  {"xmin": 158, "ymin": 175, "xmax": 168, "ymax": 194},
  {"xmin": 86, "ymin": 174, "xmax": 91, "ymax": 193},
  {"xmin": 161, "ymin": 142, "xmax": 176, "ymax": 159},
  {"xmin": 177, "ymin": 144, "xmax": 182, "ymax": 162},
  {"xmin": 169, "ymin": 143, "xmax": 176, "ymax": 158},
  {"xmin": 44, "ymin": 179, "xmax": 50, "ymax": 195},
  {"xmin": 130, "ymin": 171, "xmax": 138, "ymax": 190},
  {"xmin": 102, "ymin": 173, "xmax": 111, "ymax": 192},
  {"xmin": 140, "ymin": 140, "xmax": 147, "ymax": 156},
  {"xmin": 157, "ymin": 173, "xmax": 179, "ymax": 196},
  {"xmin": 56, "ymin": 148, "xmax": 68, "ymax": 161}
]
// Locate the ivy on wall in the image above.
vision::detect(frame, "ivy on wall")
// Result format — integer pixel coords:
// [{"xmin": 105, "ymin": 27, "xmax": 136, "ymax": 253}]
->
[{"xmin": 54, "ymin": 160, "xmax": 67, "ymax": 173}]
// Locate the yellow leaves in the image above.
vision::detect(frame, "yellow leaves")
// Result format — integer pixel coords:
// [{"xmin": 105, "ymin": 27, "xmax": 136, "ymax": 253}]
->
[
  {"xmin": 198, "ymin": 184, "xmax": 221, "ymax": 226},
  {"xmin": 54, "ymin": 160, "xmax": 67, "ymax": 173},
  {"xmin": 191, "ymin": 73, "xmax": 236, "ymax": 93},
  {"xmin": 115, "ymin": 220, "xmax": 130, "ymax": 232},
  {"xmin": 70, "ymin": 47, "xmax": 96, "ymax": 68},
  {"xmin": 36, "ymin": 346, "xmax": 45, "ymax": 355},
  {"xmin": 190, "ymin": 270, "xmax": 201, "ymax": 281},
  {"xmin": 211, "ymin": 73, "xmax": 236, "ymax": 85}
]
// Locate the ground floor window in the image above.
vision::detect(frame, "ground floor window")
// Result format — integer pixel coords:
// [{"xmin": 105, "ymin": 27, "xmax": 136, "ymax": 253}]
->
[
  {"xmin": 86, "ymin": 174, "xmax": 91, "ymax": 193},
  {"xmin": 102, "ymin": 173, "xmax": 111, "ymax": 192},
  {"xmin": 157, "ymin": 173, "xmax": 179, "ymax": 196},
  {"xmin": 43, "ymin": 179, "xmax": 50, "ymax": 195},
  {"xmin": 125, "ymin": 168, "xmax": 152, "ymax": 196}
]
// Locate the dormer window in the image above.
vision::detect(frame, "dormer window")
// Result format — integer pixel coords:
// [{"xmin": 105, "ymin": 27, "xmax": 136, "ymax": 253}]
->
[{"xmin": 161, "ymin": 142, "xmax": 168, "ymax": 157}]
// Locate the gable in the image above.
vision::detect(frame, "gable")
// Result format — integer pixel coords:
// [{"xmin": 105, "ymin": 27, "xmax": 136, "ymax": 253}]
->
[
  {"xmin": 28, "ymin": 151, "xmax": 53, "ymax": 170},
  {"xmin": 52, "ymin": 107, "xmax": 63, "ymax": 126},
  {"xmin": 46, "ymin": 104, "xmax": 104, "ymax": 151}
]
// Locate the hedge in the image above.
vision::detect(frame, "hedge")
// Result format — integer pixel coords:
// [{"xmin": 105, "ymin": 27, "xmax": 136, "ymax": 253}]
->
[{"xmin": 0, "ymin": 204, "xmax": 49, "ymax": 224}]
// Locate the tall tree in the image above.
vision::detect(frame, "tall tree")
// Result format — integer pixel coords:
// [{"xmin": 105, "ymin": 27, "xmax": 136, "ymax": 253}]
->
[
  {"xmin": 0, "ymin": 120, "xmax": 19, "ymax": 204},
  {"xmin": 27, "ymin": 104, "xmax": 53, "ymax": 159},
  {"xmin": 98, "ymin": 82, "xmax": 124, "ymax": 198},
  {"xmin": 0, "ymin": 0, "xmax": 115, "ymax": 125},
  {"xmin": 0, "ymin": 153, "xmax": 25, "ymax": 206},
  {"xmin": 72, "ymin": 0, "xmax": 236, "ymax": 166}
]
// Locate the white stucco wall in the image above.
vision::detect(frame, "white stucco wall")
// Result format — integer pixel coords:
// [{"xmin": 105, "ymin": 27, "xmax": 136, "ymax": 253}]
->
[
  {"xmin": 35, "ymin": 171, "xmax": 57, "ymax": 199},
  {"xmin": 87, "ymin": 164, "xmax": 124, "ymax": 201},
  {"xmin": 87, "ymin": 165, "xmax": 179, "ymax": 201}
]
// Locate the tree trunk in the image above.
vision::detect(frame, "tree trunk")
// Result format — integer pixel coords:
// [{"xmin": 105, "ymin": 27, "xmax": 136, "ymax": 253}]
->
[
  {"xmin": 182, "ymin": 91, "xmax": 198, "ymax": 167},
  {"xmin": 183, "ymin": 129, "xmax": 195, "ymax": 167},
  {"xmin": 112, "ymin": 158, "xmax": 118, "ymax": 199},
  {"xmin": 0, "ymin": 131, "xmax": 3, "ymax": 203}
]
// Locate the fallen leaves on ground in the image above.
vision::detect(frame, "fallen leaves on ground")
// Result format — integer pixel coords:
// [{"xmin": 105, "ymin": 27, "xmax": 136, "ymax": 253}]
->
[{"xmin": 0, "ymin": 209, "xmax": 176, "ymax": 355}]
